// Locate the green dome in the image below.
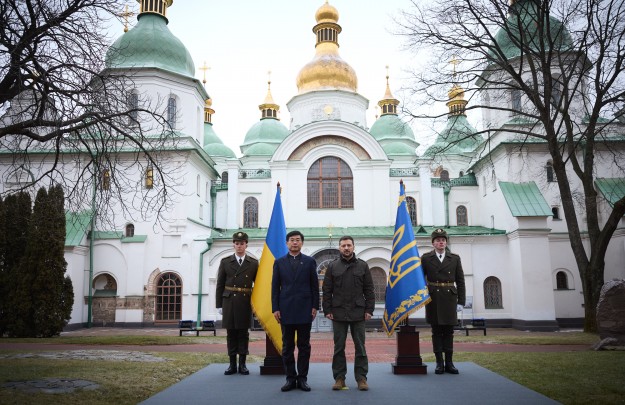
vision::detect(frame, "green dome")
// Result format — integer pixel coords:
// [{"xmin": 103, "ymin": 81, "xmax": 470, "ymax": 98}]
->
[
  {"xmin": 489, "ymin": 0, "xmax": 573, "ymax": 61},
  {"xmin": 425, "ymin": 115, "xmax": 480, "ymax": 156},
  {"xmin": 241, "ymin": 118, "xmax": 289, "ymax": 156},
  {"xmin": 370, "ymin": 115, "xmax": 416, "ymax": 141},
  {"xmin": 105, "ymin": 14, "xmax": 195, "ymax": 77},
  {"xmin": 203, "ymin": 123, "xmax": 235, "ymax": 158},
  {"xmin": 370, "ymin": 114, "xmax": 418, "ymax": 157},
  {"xmin": 244, "ymin": 142, "xmax": 277, "ymax": 156},
  {"xmin": 380, "ymin": 141, "xmax": 417, "ymax": 156}
]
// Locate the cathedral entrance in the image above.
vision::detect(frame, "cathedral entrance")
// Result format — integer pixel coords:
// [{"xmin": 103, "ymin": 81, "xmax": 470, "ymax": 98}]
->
[{"xmin": 155, "ymin": 272, "xmax": 182, "ymax": 323}]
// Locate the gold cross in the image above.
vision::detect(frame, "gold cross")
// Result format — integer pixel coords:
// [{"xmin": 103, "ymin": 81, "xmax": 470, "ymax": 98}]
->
[
  {"xmin": 199, "ymin": 61, "xmax": 211, "ymax": 85},
  {"xmin": 120, "ymin": 4, "xmax": 135, "ymax": 33},
  {"xmin": 450, "ymin": 55, "xmax": 460, "ymax": 78}
]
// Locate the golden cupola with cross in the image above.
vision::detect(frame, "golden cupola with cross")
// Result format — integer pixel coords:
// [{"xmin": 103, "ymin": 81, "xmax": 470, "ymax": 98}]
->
[{"xmin": 296, "ymin": 1, "xmax": 358, "ymax": 94}]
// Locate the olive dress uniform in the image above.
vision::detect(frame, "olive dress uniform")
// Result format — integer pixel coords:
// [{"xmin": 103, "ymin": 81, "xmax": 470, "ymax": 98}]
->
[
  {"xmin": 422, "ymin": 229, "xmax": 466, "ymax": 374},
  {"xmin": 216, "ymin": 233, "xmax": 258, "ymax": 375}
]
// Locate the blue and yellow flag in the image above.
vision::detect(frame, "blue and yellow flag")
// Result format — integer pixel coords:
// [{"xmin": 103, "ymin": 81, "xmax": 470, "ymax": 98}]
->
[
  {"xmin": 383, "ymin": 181, "xmax": 431, "ymax": 335},
  {"xmin": 251, "ymin": 183, "xmax": 287, "ymax": 352}
]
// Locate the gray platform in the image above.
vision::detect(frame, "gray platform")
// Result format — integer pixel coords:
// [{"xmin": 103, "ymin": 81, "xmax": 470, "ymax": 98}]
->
[{"xmin": 140, "ymin": 362, "xmax": 559, "ymax": 405}]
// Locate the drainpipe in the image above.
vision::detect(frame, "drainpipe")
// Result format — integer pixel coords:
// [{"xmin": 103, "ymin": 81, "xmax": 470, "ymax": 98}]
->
[
  {"xmin": 197, "ymin": 238, "xmax": 213, "ymax": 328},
  {"xmin": 87, "ymin": 169, "xmax": 96, "ymax": 328},
  {"xmin": 444, "ymin": 185, "xmax": 451, "ymax": 227}
]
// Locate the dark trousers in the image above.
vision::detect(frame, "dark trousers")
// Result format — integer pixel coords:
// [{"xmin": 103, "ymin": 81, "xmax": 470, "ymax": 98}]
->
[
  {"xmin": 226, "ymin": 328, "xmax": 249, "ymax": 356},
  {"xmin": 281, "ymin": 323, "xmax": 312, "ymax": 382},
  {"xmin": 431, "ymin": 324, "xmax": 455, "ymax": 353}
]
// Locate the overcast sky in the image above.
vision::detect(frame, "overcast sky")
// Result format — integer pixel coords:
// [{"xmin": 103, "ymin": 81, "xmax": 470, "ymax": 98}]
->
[{"xmin": 113, "ymin": 0, "xmax": 431, "ymax": 156}]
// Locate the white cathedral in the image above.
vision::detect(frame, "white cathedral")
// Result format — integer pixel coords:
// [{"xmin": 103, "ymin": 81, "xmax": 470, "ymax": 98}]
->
[{"xmin": 3, "ymin": 0, "xmax": 624, "ymax": 331}]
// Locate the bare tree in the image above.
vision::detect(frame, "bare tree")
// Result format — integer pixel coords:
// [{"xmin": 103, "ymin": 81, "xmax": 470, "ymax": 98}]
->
[
  {"xmin": 397, "ymin": 0, "xmax": 625, "ymax": 331},
  {"xmin": 0, "ymin": 0, "xmax": 187, "ymax": 229}
]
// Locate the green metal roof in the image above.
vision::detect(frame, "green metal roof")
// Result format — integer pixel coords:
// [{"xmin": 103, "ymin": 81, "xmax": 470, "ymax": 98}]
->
[
  {"xmin": 500, "ymin": 181, "xmax": 553, "ymax": 217},
  {"xmin": 121, "ymin": 235, "xmax": 148, "ymax": 243},
  {"xmin": 204, "ymin": 225, "xmax": 505, "ymax": 242},
  {"xmin": 65, "ymin": 211, "xmax": 92, "ymax": 247},
  {"xmin": 595, "ymin": 178, "xmax": 625, "ymax": 208},
  {"xmin": 105, "ymin": 13, "xmax": 195, "ymax": 78}
]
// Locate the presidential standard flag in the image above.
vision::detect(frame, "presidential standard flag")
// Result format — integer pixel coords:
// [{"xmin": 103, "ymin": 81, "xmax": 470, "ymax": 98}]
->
[
  {"xmin": 251, "ymin": 183, "xmax": 287, "ymax": 352},
  {"xmin": 383, "ymin": 181, "xmax": 431, "ymax": 335}
]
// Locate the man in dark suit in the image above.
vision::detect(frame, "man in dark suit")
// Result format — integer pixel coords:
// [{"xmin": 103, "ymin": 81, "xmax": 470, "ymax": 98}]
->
[
  {"xmin": 272, "ymin": 230, "xmax": 319, "ymax": 392},
  {"xmin": 421, "ymin": 228, "xmax": 466, "ymax": 375},
  {"xmin": 216, "ymin": 231, "xmax": 259, "ymax": 375}
]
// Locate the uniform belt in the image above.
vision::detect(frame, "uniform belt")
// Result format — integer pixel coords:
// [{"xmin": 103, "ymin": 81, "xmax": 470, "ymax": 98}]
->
[
  {"xmin": 428, "ymin": 281, "xmax": 455, "ymax": 287},
  {"xmin": 225, "ymin": 286, "xmax": 252, "ymax": 293}
]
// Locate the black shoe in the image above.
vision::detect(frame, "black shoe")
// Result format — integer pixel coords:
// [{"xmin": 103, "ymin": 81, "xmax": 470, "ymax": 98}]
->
[
  {"xmin": 281, "ymin": 380, "xmax": 297, "ymax": 392},
  {"xmin": 434, "ymin": 353, "xmax": 444, "ymax": 375},
  {"xmin": 224, "ymin": 364, "xmax": 237, "ymax": 375},
  {"xmin": 238, "ymin": 355, "xmax": 249, "ymax": 375},
  {"xmin": 298, "ymin": 380, "xmax": 311, "ymax": 392},
  {"xmin": 445, "ymin": 363, "xmax": 459, "ymax": 374}
]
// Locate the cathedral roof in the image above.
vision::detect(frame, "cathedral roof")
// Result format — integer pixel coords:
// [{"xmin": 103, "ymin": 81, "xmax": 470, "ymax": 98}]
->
[
  {"xmin": 488, "ymin": 0, "xmax": 573, "ymax": 62},
  {"xmin": 203, "ymin": 123, "xmax": 235, "ymax": 158},
  {"xmin": 105, "ymin": 6, "xmax": 195, "ymax": 78}
]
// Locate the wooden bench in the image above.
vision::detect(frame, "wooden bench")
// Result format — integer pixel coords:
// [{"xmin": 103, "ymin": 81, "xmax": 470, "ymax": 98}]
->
[
  {"xmin": 178, "ymin": 320, "xmax": 217, "ymax": 336},
  {"xmin": 454, "ymin": 318, "xmax": 487, "ymax": 336}
]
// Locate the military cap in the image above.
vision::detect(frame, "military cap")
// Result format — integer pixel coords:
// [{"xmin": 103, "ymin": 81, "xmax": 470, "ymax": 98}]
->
[
  {"xmin": 233, "ymin": 231, "xmax": 248, "ymax": 242},
  {"xmin": 431, "ymin": 228, "xmax": 448, "ymax": 242}
]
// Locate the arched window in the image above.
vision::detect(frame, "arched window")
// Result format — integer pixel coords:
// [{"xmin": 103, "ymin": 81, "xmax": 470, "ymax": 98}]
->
[
  {"xmin": 556, "ymin": 271, "xmax": 569, "ymax": 290},
  {"xmin": 456, "ymin": 205, "xmax": 468, "ymax": 226},
  {"xmin": 491, "ymin": 170, "xmax": 497, "ymax": 191},
  {"xmin": 307, "ymin": 156, "xmax": 354, "ymax": 209},
  {"xmin": 128, "ymin": 91, "xmax": 139, "ymax": 126},
  {"xmin": 155, "ymin": 272, "xmax": 182, "ymax": 321},
  {"xmin": 167, "ymin": 96, "xmax": 177, "ymax": 129},
  {"xmin": 196, "ymin": 175, "xmax": 200, "ymax": 196},
  {"xmin": 370, "ymin": 267, "xmax": 387, "ymax": 303},
  {"xmin": 243, "ymin": 197, "xmax": 259, "ymax": 228},
  {"xmin": 510, "ymin": 88, "xmax": 522, "ymax": 115},
  {"xmin": 484, "ymin": 276, "xmax": 503, "ymax": 309},
  {"xmin": 459, "ymin": 171, "xmax": 464, "ymax": 177},
  {"xmin": 546, "ymin": 161, "xmax": 555, "ymax": 182},
  {"xmin": 551, "ymin": 76, "xmax": 562, "ymax": 106},
  {"xmin": 314, "ymin": 249, "xmax": 340, "ymax": 312},
  {"xmin": 125, "ymin": 224, "xmax": 135, "ymax": 237},
  {"xmin": 552, "ymin": 206, "xmax": 560, "ymax": 220},
  {"xmin": 221, "ymin": 171, "xmax": 229, "ymax": 184},
  {"xmin": 406, "ymin": 196, "xmax": 418, "ymax": 226},
  {"xmin": 440, "ymin": 170, "xmax": 450, "ymax": 181}
]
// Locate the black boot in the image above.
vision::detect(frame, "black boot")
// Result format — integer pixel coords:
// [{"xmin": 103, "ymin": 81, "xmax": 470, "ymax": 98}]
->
[
  {"xmin": 238, "ymin": 354, "xmax": 249, "ymax": 375},
  {"xmin": 224, "ymin": 355, "xmax": 237, "ymax": 375},
  {"xmin": 444, "ymin": 352, "xmax": 459, "ymax": 374},
  {"xmin": 434, "ymin": 352, "xmax": 444, "ymax": 374}
]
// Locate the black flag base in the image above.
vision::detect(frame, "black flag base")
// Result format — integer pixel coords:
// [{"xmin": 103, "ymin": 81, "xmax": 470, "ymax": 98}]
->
[
  {"xmin": 392, "ymin": 324, "xmax": 428, "ymax": 375},
  {"xmin": 259, "ymin": 334, "xmax": 285, "ymax": 375}
]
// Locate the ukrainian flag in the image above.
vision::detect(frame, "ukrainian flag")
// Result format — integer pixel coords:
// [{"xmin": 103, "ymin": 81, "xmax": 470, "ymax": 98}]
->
[
  {"xmin": 383, "ymin": 181, "xmax": 431, "ymax": 335},
  {"xmin": 251, "ymin": 183, "xmax": 287, "ymax": 352}
]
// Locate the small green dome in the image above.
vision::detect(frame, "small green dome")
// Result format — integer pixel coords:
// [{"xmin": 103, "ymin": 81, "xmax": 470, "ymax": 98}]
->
[
  {"xmin": 105, "ymin": 14, "xmax": 195, "ymax": 77},
  {"xmin": 241, "ymin": 118, "xmax": 289, "ymax": 156},
  {"xmin": 202, "ymin": 123, "xmax": 235, "ymax": 158},
  {"xmin": 370, "ymin": 114, "xmax": 416, "ymax": 141},
  {"xmin": 380, "ymin": 141, "xmax": 417, "ymax": 156},
  {"xmin": 489, "ymin": 0, "xmax": 573, "ymax": 61},
  {"xmin": 425, "ymin": 115, "xmax": 480, "ymax": 156},
  {"xmin": 244, "ymin": 142, "xmax": 277, "ymax": 156}
]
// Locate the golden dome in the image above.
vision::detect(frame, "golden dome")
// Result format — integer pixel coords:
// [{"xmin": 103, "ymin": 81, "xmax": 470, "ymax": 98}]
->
[
  {"xmin": 315, "ymin": 1, "xmax": 339, "ymax": 24},
  {"xmin": 296, "ymin": 1, "xmax": 357, "ymax": 94}
]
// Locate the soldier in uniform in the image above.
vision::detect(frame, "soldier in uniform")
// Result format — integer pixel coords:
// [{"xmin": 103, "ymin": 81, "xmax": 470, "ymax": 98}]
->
[
  {"xmin": 216, "ymin": 232, "xmax": 259, "ymax": 375},
  {"xmin": 421, "ymin": 228, "xmax": 466, "ymax": 374}
]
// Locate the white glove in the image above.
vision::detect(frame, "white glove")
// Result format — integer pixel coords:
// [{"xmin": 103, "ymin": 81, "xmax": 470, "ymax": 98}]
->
[
  {"xmin": 218, "ymin": 308, "xmax": 222, "ymax": 315},
  {"xmin": 457, "ymin": 304, "xmax": 463, "ymax": 312}
]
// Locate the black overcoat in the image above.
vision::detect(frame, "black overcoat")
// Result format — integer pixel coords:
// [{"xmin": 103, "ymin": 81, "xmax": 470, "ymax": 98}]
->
[
  {"xmin": 421, "ymin": 250, "xmax": 466, "ymax": 326},
  {"xmin": 215, "ymin": 255, "xmax": 259, "ymax": 329}
]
